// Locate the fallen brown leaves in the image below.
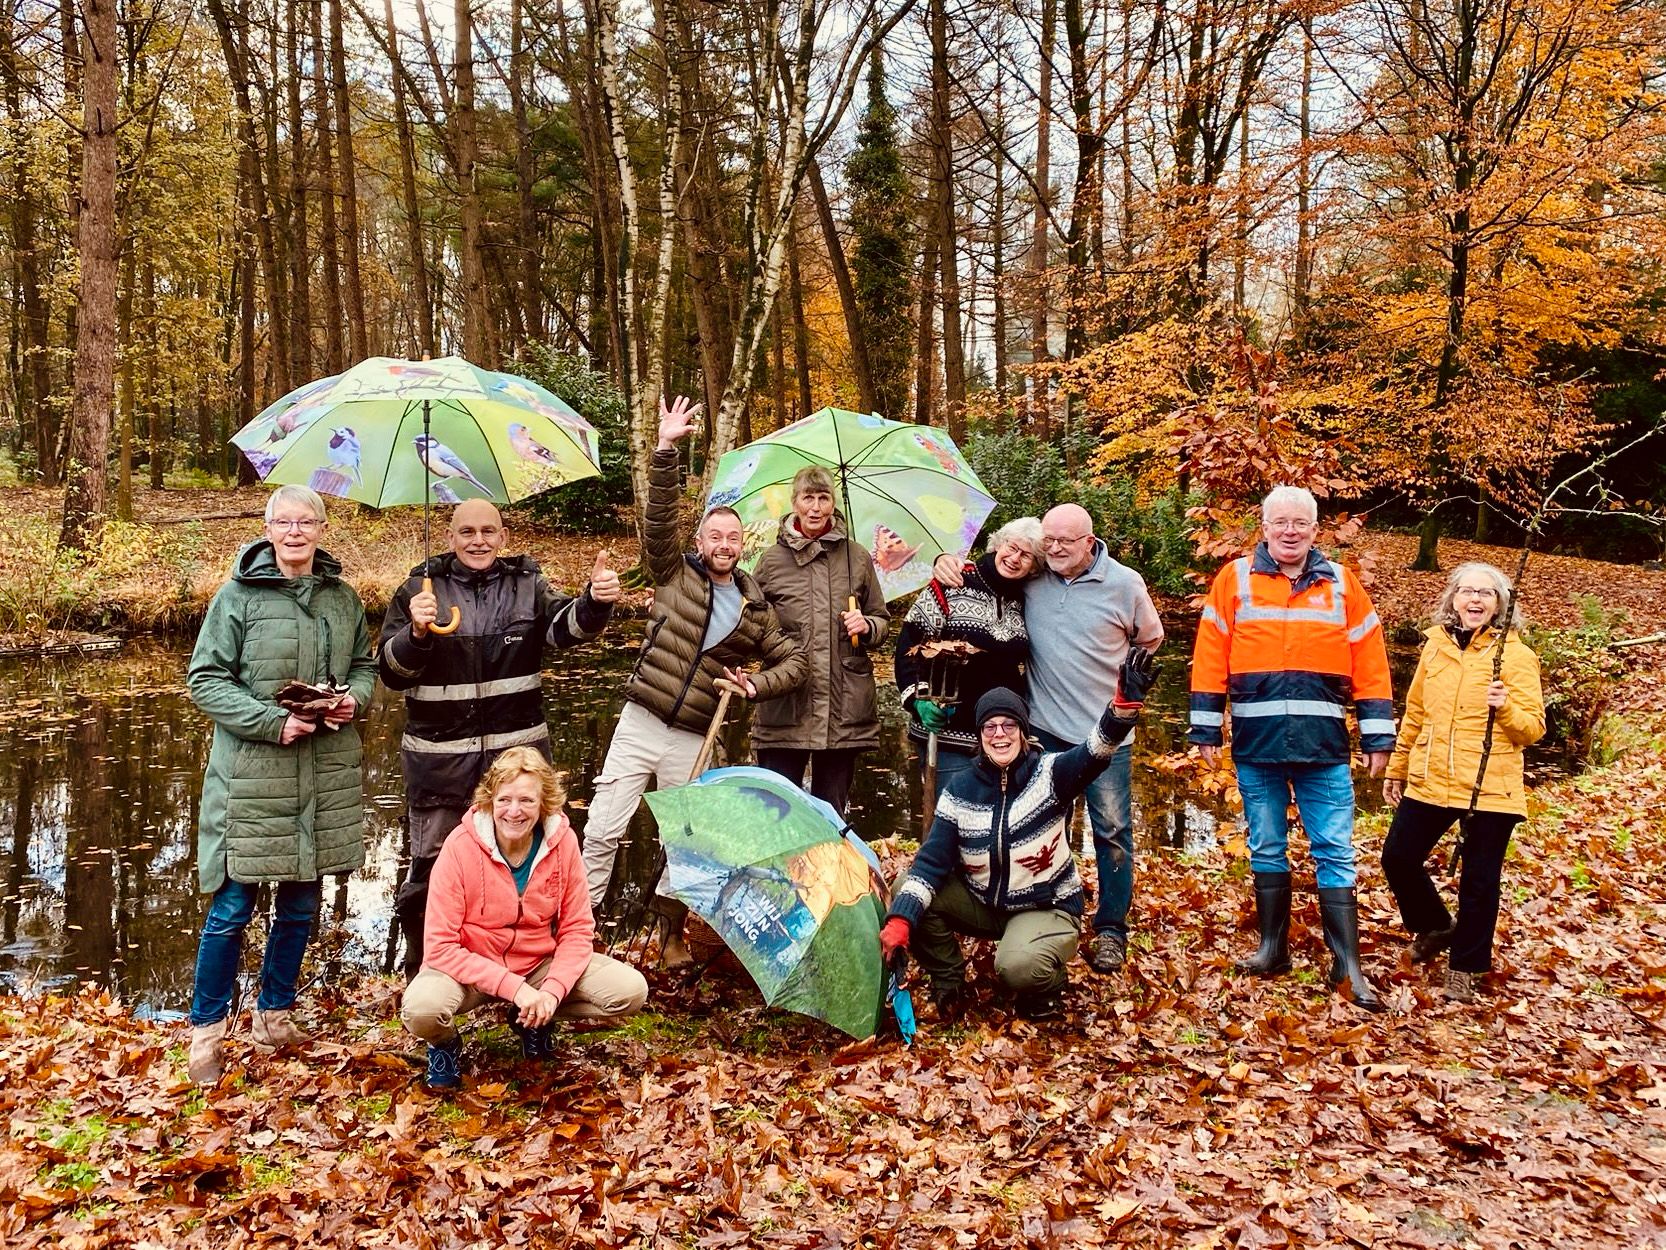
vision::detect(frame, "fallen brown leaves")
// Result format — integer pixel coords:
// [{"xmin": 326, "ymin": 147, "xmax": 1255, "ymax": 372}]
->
[{"xmin": 7, "ymin": 726, "xmax": 1666, "ymax": 1248}]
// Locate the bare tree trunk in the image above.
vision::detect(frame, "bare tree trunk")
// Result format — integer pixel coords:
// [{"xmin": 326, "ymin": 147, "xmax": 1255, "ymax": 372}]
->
[
  {"xmin": 329, "ymin": 0, "xmax": 367, "ymax": 360},
  {"xmin": 1293, "ymin": 15, "xmax": 1313, "ymax": 333},
  {"xmin": 311, "ymin": 0, "xmax": 344, "ymax": 372},
  {"xmin": 913, "ymin": 229, "xmax": 939, "ymax": 425},
  {"xmin": 60, "ymin": 0, "xmax": 119, "ymax": 550},
  {"xmin": 929, "ymin": 0, "xmax": 965, "ymax": 433},
  {"xmin": 991, "ymin": 49, "xmax": 1008, "ymax": 402},
  {"xmin": 510, "ymin": 0, "xmax": 541, "ymax": 348},
  {"xmin": 117, "ymin": 243, "xmax": 136, "ymax": 520},
  {"xmin": 144, "ymin": 249, "xmax": 161, "ymax": 487},
  {"xmin": 383, "ymin": 0, "xmax": 434, "ymax": 357},
  {"xmin": 807, "ymin": 160, "xmax": 876, "ymax": 413},
  {"xmin": 285, "ymin": 0, "xmax": 313, "ymax": 381},
  {"xmin": 1233, "ymin": 106, "xmax": 1248, "ymax": 316},
  {"xmin": 789, "ymin": 213, "xmax": 813, "ymax": 418},
  {"xmin": 454, "ymin": 0, "xmax": 494, "ymax": 365},
  {"xmin": 1, "ymin": 10, "xmax": 55, "ymax": 482},
  {"xmin": 1029, "ymin": 0, "xmax": 1054, "ymax": 428}
]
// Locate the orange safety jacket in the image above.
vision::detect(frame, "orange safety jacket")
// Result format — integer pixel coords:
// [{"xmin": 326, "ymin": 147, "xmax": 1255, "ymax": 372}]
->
[{"xmin": 1189, "ymin": 544, "xmax": 1395, "ymax": 764}]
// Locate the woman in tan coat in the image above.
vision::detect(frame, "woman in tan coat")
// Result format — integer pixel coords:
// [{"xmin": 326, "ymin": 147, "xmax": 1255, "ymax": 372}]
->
[
  {"xmin": 1382, "ymin": 562, "xmax": 1545, "ymax": 1002},
  {"xmin": 752, "ymin": 465, "xmax": 890, "ymax": 816}
]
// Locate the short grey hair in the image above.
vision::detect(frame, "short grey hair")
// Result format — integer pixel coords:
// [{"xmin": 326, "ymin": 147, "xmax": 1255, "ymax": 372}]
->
[
  {"xmin": 1434, "ymin": 561, "xmax": 1524, "ymax": 631},
  {"xmin": 1261, "ymin": 485, "xmax": 1318, "ymax": 523},
  {"xmin": 988, "ymin": 516, "xmax": 1043, "ymax": 563},
  {"xmin": 264, "ymin": 484, "xmax": 327, "ymax": 524}
]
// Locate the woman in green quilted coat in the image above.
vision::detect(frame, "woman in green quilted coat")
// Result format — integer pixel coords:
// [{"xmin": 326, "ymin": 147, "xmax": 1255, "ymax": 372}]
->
[{"xmin": 185, "ymin": 485, "xmax": 377, "ymax": 1085}]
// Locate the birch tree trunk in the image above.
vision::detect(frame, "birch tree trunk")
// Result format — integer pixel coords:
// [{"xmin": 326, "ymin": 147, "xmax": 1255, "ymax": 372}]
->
[
  {"xmin": 329, "ymin": 0, "xmax": 367, "ymax": 360},
  {"xmin": 382, "ymin": 0, "xmax": 434, "ymax": 357}
]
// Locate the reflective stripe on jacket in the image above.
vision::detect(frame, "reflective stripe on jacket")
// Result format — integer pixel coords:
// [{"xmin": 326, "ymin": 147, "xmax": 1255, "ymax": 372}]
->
[
  {"xmin": 1386, "ymin": 627, "xmax": 1544, "ymax": 815},
  {"xmin": 1188, "ymin": 544, "xmax": 1395, "ymax": 763}
]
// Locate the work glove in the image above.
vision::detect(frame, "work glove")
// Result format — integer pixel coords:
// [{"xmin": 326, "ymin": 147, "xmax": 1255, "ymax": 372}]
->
[
  {"xmin": 912, "ymin": 697, "xmax": 951, "ymax": 734},
  {"xmin": 879, "ymin": 916, "xmax": 912, "ymax": 966},
  {"xmin": 1112, "ymin": 646, "xmax": 1161, "ymax": 712}
]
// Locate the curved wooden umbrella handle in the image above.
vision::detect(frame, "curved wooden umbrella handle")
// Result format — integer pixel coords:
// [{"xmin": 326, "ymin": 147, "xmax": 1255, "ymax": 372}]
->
[{"xmin": 422, "ymin": 576, "xmax": 462, "ymax": 636}]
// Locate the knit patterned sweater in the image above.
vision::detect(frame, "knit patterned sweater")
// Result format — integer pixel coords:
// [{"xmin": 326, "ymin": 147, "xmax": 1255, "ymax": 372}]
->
[{"xmin": 888, "ymin": 704, "xmax": 1136, "ymax": 924}]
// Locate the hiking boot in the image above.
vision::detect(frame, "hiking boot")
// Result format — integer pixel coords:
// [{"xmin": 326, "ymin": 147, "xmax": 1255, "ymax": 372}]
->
[
  {"xmin": 1317, "ymin": 886, "xmax": 1384, "ymax": 1013},
  {"xmin": 425, "ymin": 1035, "xmax": 464, "ymax": 1091},
  {"xmin": 1234, "ymin": 871, "xmax": 1293, "ymax": 977},
  {"xmin": 510, "ymin": 1021, "xmax": 557, "ymax": 1061},
  {"xmin": 250, "ymin": 1008, "xmax": 311, "ymax": 1050},
  {"xmin": 930, "ymin": 983, "xmax": 971, "ymax": 1025},
  {"xmin": 1086, "ymin": 930, "xmax": 1126, "ymax": 974},
  {"xmin": 188, "ymin": 1018, "xmax": 229, "ymax": 1086},
  {"xmin": 1444, "ymin": 968, "xmax": 1477, "ymax": 1003},
  {"xmin": 1410, "ymin": 924, "xmax": 1456, "ymax": 964},
  {"xmin": 1016, "ymin": 987, "xmax": 1065, "ymax": 1021}
]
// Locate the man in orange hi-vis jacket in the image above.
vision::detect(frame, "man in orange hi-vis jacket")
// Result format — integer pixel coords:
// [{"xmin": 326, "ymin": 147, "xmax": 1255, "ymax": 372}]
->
[{"xmin": 1190, "ymin": 485, "xmax": 1394, "ymax": 1012}]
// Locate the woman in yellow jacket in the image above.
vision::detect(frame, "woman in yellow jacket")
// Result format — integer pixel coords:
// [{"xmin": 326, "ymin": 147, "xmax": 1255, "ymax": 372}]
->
[{"xmin": 1382, "ymin": 562, "xmax": 1545, "ymax": 1002}]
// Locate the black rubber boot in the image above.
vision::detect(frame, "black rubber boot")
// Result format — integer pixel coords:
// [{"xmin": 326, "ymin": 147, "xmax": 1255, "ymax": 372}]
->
[
  {"xmin": 1234, "ymin": 871, "xmax": 1293, "ymax": 977},
  {"xmin": 1317, "ymin": 886, "xmax": 1384, "ymax": 1012}
]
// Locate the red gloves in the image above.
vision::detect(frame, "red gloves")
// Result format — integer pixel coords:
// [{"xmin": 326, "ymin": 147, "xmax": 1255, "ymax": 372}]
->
[{"xmin": 880, "ymin": 916, "xmax": 912, "ymax": 965}]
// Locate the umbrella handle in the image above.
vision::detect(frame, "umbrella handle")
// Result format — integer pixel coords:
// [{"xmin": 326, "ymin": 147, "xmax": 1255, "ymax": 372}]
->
[
  {"xmin": 420, "ymin": 576, "xmax": 462, "ymax": 636},
  {"xmin": 848, "ymin": 594, "xmax": 860, "ymax": 648}
]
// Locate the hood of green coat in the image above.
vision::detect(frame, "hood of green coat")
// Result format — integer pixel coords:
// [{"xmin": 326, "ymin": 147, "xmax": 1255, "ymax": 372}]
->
[{"xmin": 231, "ymin": 540, "xmax": 346, "ymax": 589}]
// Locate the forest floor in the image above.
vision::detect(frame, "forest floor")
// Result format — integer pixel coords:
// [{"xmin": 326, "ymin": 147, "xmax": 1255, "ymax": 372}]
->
[{"xmin": 3, "ymin": 488, "xmax": 1666, "ymax": 1246}]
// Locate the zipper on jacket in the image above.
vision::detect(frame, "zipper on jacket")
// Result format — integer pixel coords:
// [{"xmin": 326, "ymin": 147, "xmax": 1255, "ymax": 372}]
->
[
  {"xmin": 990, "ymin": 768, "xmax": 1011, "ymax": 910},
  {"xmin": 666, "ymin": 574, "xmax": 714, "ymax": 723}
]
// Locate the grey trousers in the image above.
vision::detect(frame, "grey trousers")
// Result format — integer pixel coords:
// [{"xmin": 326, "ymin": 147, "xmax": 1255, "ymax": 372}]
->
[{"xmin": 912, "ymin": 875, "xmax": 1081, "ymax": 996}]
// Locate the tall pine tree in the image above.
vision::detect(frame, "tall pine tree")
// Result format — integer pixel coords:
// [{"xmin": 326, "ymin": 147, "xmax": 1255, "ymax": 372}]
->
[{"xmin": 845, "ymin": 43, "xmax": 915, "ymax": 420}]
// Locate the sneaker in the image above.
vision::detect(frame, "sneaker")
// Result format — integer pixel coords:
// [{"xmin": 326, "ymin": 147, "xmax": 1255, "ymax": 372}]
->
[
  {"xmin": 1087, "ymin": 930, "xmax": 1126, "ymax": 973},
  {"xmin": 1444, "ymin": 968, "xmax": 1477, "ymax": 1003},
  {"xmin": 425, "ymin": 1036, "xmax": 464, "ymax": 1091},
  {"xmin": 1410, "ymin": 925, "xmax": 1456, "ymax": 964},
  {"xmin": 510, "ymin": 1022, "xmax": 556, "ymax": 1061}
]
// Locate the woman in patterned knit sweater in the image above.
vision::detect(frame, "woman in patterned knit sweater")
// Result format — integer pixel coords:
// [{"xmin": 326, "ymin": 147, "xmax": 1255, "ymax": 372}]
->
[
  {"xmin": 893, "ymin": 517, "xmax": 1043, "ymax": 798},
  {"xmin": 879, "ymin": 648, "xmax": 1158, "ymax": 1021}
]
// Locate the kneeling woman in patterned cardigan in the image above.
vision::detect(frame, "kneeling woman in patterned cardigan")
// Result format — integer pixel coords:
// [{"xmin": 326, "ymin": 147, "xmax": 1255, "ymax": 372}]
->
[{"xmin": 878, "ymin": 649, "xmax": 1157, "ymax": 1020}]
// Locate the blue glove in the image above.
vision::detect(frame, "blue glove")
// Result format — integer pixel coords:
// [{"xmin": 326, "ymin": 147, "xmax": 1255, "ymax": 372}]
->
[{"xmin": 913, "ymin": 698, "xmax": 951, "ymax": 733}]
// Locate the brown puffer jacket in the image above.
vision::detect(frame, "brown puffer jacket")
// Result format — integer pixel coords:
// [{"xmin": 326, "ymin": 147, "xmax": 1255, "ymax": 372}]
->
[
  {"xmin": 752, "ymin": 515, "xmax": 890, "ymax": 751},
  {"xmin": 623, "ymin": 448, "xmax": 807, "ymax": 732}
]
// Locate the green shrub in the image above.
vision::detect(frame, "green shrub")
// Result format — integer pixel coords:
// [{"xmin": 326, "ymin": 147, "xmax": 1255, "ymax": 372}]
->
[
  {"xmin": 963, "ymin": 427, "xmax": 1200, "ymax": 594},
  {"xmin": 1524, "ymin": 595, "xmax": 1631, "ymax": 765},
  {"xmin": 504, "ymin": 344, "xmax": 632, "ymax": 535}
]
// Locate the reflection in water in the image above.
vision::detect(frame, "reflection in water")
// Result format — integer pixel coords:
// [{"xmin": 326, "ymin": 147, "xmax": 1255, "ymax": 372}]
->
[{"xmin": 1, "ymin": 624, "xmax": 1310, "ymax": 1014}]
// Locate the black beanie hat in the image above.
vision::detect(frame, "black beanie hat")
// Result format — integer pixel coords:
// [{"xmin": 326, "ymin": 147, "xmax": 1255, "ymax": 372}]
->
[{"xmin": 974, "ymin": 687, "xmax": 1031, "ymax": 738}]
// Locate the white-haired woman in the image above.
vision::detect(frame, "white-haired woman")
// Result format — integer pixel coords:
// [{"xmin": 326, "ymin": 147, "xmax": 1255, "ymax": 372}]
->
[
  {"xmin": 185, "ymin": 485, "xmax": 377, "ymax": 1083},
  {"xmin": 894, "ymin": 516, "xmax": 1043, "ymax": 797},
  {"xmin": 1382, "ymin": 561, "xmax": 1545, "ymax": 1002}
]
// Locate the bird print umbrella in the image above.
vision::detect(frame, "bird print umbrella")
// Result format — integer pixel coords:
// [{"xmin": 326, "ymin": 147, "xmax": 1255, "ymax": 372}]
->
[
  {"xmin": 230, "ymin": 355, "xmax": 601, "ymax": 507},
  {"xmin": 705, "ymin": 408, "xmax": 997, "ymax": 600}
]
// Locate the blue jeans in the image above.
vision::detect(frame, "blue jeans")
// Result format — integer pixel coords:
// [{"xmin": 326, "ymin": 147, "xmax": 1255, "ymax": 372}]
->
[
  {"xmin": 1036, "ymin": 729, "xmax": 1133, "ymax": 937},
  {"xmin": 1234, "ymin": 761, "xmax": 1357, "ymax": 889},
  {"xmin": 190, "ymin": 878, "xmax": 323, "ymax": 1026}
]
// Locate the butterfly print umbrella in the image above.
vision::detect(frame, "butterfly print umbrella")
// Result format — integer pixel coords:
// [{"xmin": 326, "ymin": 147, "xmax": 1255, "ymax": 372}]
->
[{"xmin": 705, "ymin": 408, "xmax": 997, "ymax": 600}]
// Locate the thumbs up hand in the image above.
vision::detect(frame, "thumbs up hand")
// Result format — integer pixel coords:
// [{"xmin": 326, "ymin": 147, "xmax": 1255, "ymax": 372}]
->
[{"xmin": 588, "ymin": 548, "xmax": 622, "ymax": 603}]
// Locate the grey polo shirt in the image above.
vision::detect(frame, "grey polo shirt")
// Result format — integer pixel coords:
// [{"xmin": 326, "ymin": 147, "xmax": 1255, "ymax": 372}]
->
[{"xmin": 1024, "ymin": 540, "xmax": 1164, "ymax": 742}]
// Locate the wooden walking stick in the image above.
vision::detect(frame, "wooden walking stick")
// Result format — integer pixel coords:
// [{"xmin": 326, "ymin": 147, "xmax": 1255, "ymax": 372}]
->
[{"xmin": 690, "ymin": 677, "xmax": 747, "ymax": 781}]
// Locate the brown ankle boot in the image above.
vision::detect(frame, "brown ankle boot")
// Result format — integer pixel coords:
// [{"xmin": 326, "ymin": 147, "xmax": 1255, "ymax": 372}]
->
[
  {"xmin": 188, "ymin": 1019, "xmax": 229, "ymax": 1085},
  {"xmin": 250, "ymin": 1008, "xmax": 311, "ymax": 1050}
]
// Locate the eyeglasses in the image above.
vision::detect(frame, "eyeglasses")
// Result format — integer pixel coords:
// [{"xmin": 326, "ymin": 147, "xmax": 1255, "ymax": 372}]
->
[
  {"xmin": 1265, "ymin": 519, "xmax": 1315, "ymax": 534},
  {"xmin": 268, "ymin": 517, "xmax": 321, "ymax": 533},
  {"xmin": 1041, "ymin": 534, "xmax": 1090, "ymax": 551},
  {"xmin": 1455, "ymin": 586, "xmax": 1498, "ymax": 600},
  {"xmin": 981, "ymin": 718, "xmax": 1021, "ymax": 737}
]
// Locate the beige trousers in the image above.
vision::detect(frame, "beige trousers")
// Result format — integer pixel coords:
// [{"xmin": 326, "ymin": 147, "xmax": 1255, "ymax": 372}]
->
[{"xmin": 401, "ymin": 951, "xmax": 648, "ymax": 1042}]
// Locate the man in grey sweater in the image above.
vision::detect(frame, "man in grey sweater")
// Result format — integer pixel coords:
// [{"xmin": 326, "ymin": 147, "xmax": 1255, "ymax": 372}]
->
[{"xmin": 934, "ymin": 503, "xmax": 1163, "ymax": 973}]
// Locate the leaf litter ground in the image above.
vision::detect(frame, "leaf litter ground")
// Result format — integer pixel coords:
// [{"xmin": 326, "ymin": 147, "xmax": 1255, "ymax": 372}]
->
[{"xmin": 4, "ymin": 530, "xmax": 1666, "ymax": 1247}]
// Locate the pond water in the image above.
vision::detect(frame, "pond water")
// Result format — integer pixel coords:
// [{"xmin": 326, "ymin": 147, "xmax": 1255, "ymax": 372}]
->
[{"xmin": 1, "ymin": 622, "xmax": 1423, "ymax": 1017}]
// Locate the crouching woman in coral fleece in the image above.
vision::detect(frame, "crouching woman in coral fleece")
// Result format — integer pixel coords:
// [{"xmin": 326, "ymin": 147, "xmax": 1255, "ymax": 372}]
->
[{"xmin": 402, "ymin": 748, "xmax": 647, "ymax": 1089}]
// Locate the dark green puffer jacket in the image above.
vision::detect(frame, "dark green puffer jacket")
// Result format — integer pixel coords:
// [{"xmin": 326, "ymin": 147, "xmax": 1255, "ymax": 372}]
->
[{"xmin": 187, "ymin": 541, "xmax": 378, "ymax": 893}]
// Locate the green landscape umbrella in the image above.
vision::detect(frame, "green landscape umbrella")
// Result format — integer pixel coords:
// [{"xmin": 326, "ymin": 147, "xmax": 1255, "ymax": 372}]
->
[
  {"xmin": 643, "ymin": 766, "xmax": 889, "ymax": 1040},
  {"xmin": 705, "ymin": 408, "xmax": 997, "ymax": 600},
  {"xmin": 231, "ymin": 354, "xmax": 601, "ymax": 506}
]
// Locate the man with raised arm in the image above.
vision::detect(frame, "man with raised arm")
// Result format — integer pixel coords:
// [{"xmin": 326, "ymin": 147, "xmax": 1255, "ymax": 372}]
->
[
  {"xmin": 379, "ymin": 498, "xmax": 620, "ymax": 979},
  {"xmin": 580, "ymin": 395, "xmax": 808, "ymax": 966}
]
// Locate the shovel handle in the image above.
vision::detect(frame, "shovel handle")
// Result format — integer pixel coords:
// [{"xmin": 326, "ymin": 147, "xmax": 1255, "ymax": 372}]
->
[
  {"xmin": 689, "ymin": 678, "xmax": 746, "ymax": 781},
  {"xmin": 420, "ymin": 576, "xmax": 462, "ymax": 636}
]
